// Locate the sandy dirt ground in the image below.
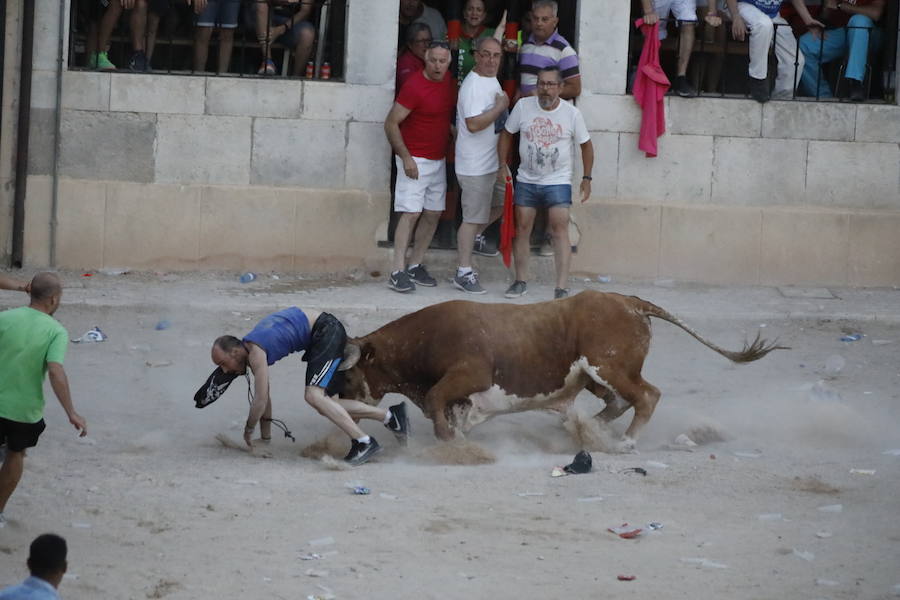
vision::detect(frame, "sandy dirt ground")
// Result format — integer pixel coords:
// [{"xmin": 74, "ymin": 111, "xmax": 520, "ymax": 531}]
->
[{"xmin": 1, "ymin": 271, "xmax": 899, "ymax": 599}]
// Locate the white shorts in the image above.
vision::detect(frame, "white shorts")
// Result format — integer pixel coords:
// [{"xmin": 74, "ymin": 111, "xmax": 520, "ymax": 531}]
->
[
  {"xmin": 394, "ymin": 155, "xmax": 446, "ymax": 214},
  {"xmin": 654, "ymin": 0, "xmax": 698, "ymax": 39}
]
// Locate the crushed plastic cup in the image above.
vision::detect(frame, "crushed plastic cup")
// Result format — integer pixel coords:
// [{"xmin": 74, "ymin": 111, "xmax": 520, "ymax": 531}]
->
[
  {"xmin": 239, "ymin": 272, "xmax": 257, "ymax": 283},
  {"xmin": 792, "ymin": 548, "xmax": 815, "ymax": 561},
  {"xmin": 608, "ymin": 523, "xmax": 643, "ymax": 539},
  {"xmin": 597, "ymin": 275, "xmax": 612, "ymax": 284},
  {"xmin": 72, "ymin": 327, "xmax": 107, "ymax": 344},
  {"xmin": 352, "ymin": 486, "xmax": 370, "ymax": 495},
  {"xmin": 840, "ymin": 333, "xmax": 863, "ymax": 342},
  {"xmin": 155, "ymin": 320, "xmax": 171, "ymax": 331},
  {"xmin": 617, "ymin": 575, "xmax": 636, "ymax": 581}
]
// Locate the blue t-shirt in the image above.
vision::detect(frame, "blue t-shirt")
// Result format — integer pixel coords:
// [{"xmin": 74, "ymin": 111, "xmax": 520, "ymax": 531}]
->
[
  {"xmin": 243, "ymin": 308, "xmax": 311, "ymax": 365},
  {"xmin": 0, "ymin": 577, "xmax": 60, "ymax": 600},
  {"xmin": 742, "ymin": 0, "xmax": 784, "ymax": 18}
]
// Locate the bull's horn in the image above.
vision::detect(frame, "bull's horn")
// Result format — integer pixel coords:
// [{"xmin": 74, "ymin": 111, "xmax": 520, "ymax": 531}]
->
[{"xmin": 339, "ymin": 343, "xmax": 361, "ymax": 370}]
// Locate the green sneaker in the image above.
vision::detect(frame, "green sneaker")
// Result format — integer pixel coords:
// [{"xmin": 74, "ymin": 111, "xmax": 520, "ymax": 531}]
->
[{"xmin": 94, "ymin": 51, "xmax": 116, "ymax": 71}]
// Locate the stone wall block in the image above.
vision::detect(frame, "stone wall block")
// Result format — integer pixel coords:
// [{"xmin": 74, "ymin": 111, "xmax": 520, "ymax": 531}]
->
[
  {"xmin": 579, "ymin": 93, "xmax": 640, "ymax": 133},
  {"xmin": 251, "ymin": 118, "xmax": 346, "ymax": 187},
  {"xmin": 668, "ymin": 97, "xmax": 761, "ymax": 138},
  {"xmin": 848, "ymin": 212, "xmax": 900, "ymax": 286},
  {"xmin": 346, "ymin": 122, "xmax": 391, "ymax": 192},
  {"xmin": 205, "ymin": 78, "xmax": 302, "ymax": 118},
  {"xmin": 572, "ymin": 203, "xmax": 660, "ymax": 278},
  {"xmin": 578, "ymin": 2, "xmax": 629, "ymax": 95},
  {"xmin": 762, "ymin": 101, "xmax": 856, "ymax": 141},
  {"xmin": 587, "ymin": 131, "xmax": 618, "ymax": 199},
  {"xmin": 303, "ymin": 83, "xmax": 393, "ymax": 122},
  {"xmin": 26, "ymin": 108, "xmax": 56, "ymax": 176},
  {"xmin": 29, "ymin": 70, "xmax": 58, "ymax": 110},
  {"xmin": 618, "ymin": 133, "xmax": 713, "ymax": 203},
  {"xmin": 23, "ymin": 175, "xmax": 52, "ymax": 266},
  {"xmin": 855, "ymin": 105, "xmax": 900, "ymax": 143},
  {"xmin": 294, "ymin": 190, "xmax": 381, "ymax": 262},
  {"xmin": 806, "ymin": 141, "xmax": 900, "ymax": 209},
  {"xmin": 760, "ymin": 209, "xmax": 849, "ymax": 285},
  {"xmin": 346, "ymin": 0, "xmax": 397, "ymax": 86},
  {"xmin": 59, "ymin": 110, "xmax": 157, "ymax": 182},
  {"xmin": 32, "ymin": 0, "xmax": 65, "ymax": 71},
  {"xmin": 55, "ymin": 179, "xmax": 107, "ymax": 269},
  {"xmin": 156, "ymin": 114, "xmax": 251, "ymax": 185},
  {"xmin": 62, "ymin": 71, "xmax": 111, "ymax": 111},
  {"xmin": 711, "ymin": 137, "xmax": 807, "ymax": 206},
  {"xmin": 110, "ymin": 74, "xmax": 205, "ymax": 115}
]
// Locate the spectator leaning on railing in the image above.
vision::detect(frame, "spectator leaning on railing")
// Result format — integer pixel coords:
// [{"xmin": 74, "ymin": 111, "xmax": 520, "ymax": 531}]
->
[
  {"xmin": 245, "ymin": 0, "xmax": 316, "ymax": 76},
  {"xmin": 798, "ymin": 0, "xmax": 886, "ymax": 101},
  {"xmin": 722, "ymin": 0, "xmax": 824, "ymax": 102},
  {"xmin": 193, "ymin": 0, "xmax": 241, "ymax": 74}
]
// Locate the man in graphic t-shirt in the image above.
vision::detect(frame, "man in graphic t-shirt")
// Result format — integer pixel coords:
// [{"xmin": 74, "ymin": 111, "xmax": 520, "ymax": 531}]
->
[
  {"xmin": 383, "ymin": 42, "xmax": 457, "ymax": 293},
  {"xmin": 498, "ymin": 66, "xmax": 593, "ymax": 301}
]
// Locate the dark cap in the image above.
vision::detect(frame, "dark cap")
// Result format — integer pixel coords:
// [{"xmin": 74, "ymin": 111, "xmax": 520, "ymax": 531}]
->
[{"xmin": 194, "ymin": 367, "xmax": 239, "ymax": 408}]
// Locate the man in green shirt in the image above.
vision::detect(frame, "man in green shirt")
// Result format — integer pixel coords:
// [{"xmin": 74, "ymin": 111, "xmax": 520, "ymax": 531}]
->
[{"xmin": 0, "ymin": 272, "xmax": 87, "ymax": 528}]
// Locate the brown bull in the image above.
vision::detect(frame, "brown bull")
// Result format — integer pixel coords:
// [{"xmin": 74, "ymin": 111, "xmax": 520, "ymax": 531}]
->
[{"xmin": 341, "ymin": 291, "xmax": 784, "ymax": 451}]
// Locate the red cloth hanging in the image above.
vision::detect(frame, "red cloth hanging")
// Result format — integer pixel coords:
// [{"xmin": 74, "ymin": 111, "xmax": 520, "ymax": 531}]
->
[
  {"xmin": 632, "ymin": 19, "xmax": 669, "ymax": 158},
  {"xmin": 500, "ymin": 176, "xmax": 515, "ymax": 268}
]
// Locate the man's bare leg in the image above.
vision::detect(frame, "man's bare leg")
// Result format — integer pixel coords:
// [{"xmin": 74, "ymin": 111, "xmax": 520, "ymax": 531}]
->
[
  {"xmin": 456, "ymin": 221, "xmax": 479, "ymax": 269},
  {"xmin": 0, "ymin": 450, "xmax": 25, "ymax": 514},
  {"xmin": 392, "ymin": 212, "xmax": 420, "ymax": 272},
  {"xmin": 335, "ymin": 398, "xmax": 389, "ymax": 422},
  {"xmin": 549, "ymin": 205, "xmax": 572, "ymax": 290},
  {"xmin": 513, "ymin": 206, "xmax": 537, "ymax": 282},
  {"xmin": 291, "ymin": 25, "xmax": 315, "ymax": 76},
  {"xmin": 194, "ymin": 26, "xmax": 213, "ymax": 72},
  {"xmin": 678, "ymin": 23, "xmax": 696, "ymax": 77},
  {"xmin": 304, "ymin": 386, "xmax": 366, "ymax": 439},
  {"xmin": 408, "ymin": 209, "xmax": 442, "ymax": 266},
  {"xmin": 217, "ymin": 28, "xmax": 235, "ymax": 73}
]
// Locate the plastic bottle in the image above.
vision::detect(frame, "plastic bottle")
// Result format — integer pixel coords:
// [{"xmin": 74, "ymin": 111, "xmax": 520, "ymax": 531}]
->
[
  {"xmin": 320, "ymin": 62, "xmax": 331, "ymax": 80},
  {"xmin": 239, "ymin": 272, "xmax": 256, "ymax": 283},
  {"xmin": 305, "ymin": 61, "xmax": 314, "ymax": 78}
]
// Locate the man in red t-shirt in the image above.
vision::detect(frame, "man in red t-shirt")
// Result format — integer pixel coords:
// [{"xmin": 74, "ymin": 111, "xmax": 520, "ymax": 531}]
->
[{"xmin": 383, "ymin": 42, "xmax": 456, "ymax": 293}]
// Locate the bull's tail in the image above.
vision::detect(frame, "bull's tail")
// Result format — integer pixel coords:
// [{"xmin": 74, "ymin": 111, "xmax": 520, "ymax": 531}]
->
[{"xmin": 632, "ymin": 297, "xmax": 788, "ymax": 363}]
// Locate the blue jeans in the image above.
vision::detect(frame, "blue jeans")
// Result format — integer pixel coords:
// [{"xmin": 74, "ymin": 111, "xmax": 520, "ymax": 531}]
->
[
  {"xmin": 798, "ymin": 15, "xmax": 882, "ymax": 97},
  {"xmin": 514, "ymin": 182, "xmax": 572, "ymax": 208}
]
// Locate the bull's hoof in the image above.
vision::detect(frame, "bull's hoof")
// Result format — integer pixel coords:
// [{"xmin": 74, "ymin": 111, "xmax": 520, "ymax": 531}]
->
[{"xmin": 615, "ymin": 437, "xmax": 638, "ymax": 454}]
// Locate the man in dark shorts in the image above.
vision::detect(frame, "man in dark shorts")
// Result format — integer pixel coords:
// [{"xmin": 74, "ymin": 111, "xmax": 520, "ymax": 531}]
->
[
  {"xmin": 0, "ymin": 273, "xmax": 88, "ymax": 528},
  {"xmin": 204, "ymin": 308, "xmax": 408, "ymax": 466}
]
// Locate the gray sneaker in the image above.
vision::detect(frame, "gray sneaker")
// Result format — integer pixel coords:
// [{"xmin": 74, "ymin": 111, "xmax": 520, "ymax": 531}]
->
[
  {"xmin": 344, "ymin": 437, "xmax": 382, "ymax": 466},
  {"xmin": 388, "ymin": 270, "xmax": 416, "ymax": 293},
  {"xmin": 453, "ymin": 271, "xmax": 486, "ymax": 294},
  {"xmin": 406, "ymin": 264, "xmax": 437, "ymax": 287},
  {"xmin": 473, "ymin": 234, "xmax": 499, "ymax": 257},
  {"xmin": 504, "ymin": 280, "xmax": 527, "ymax": 298},
  {"xmin": 554, "ymin": 288, "xmax": 569, "ymax": 299}
]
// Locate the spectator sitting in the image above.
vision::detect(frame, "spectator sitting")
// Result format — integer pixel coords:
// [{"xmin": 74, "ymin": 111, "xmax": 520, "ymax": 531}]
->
[
  {"xmin": 519, "ymin": 0, "xmax": 581, "ymax": 99},
  {"xmin": 798, "ymin": 0, "xmax": 885, "ymax": 101},
  {"xmin": 399, "ymin": 0, "xmax": 447, "ymax": 47},
  {"xmin": 246, "ymin": 0, "xmax": 316, "ymax": 76},
  {"xmin": 0, "ymin": 534, "xmax": 69, "ymax": 599},
  {"xmin": 640, "ymin": 0, "xmax": 722, "ymax": 97},
  {"xmin": 397, "ymin": 22, "xmax": 433, "ymax": 92},
  {"xmin": 193, "ymin": 0, "xmax": 241, "ymax": 73},
  {"xmin": 453, "ymin": 0, "xmax": 495, "ymax": 81},
  {"xmin": 722, "ymin": 0, "xmax": 824, "ymax": 102},
  {"xmin": 92, "ymin": 0, "xmax": 152, "ymax": 71}
]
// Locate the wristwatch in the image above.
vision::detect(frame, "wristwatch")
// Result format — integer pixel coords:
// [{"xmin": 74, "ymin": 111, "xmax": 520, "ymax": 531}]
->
[{"xmin": 582, "ymin": 176, "xmax": 593, "ymax": 180}]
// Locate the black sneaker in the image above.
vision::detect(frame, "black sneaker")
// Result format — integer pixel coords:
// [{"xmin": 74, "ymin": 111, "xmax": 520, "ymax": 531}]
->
[
  {"xmin": 749, "ymin": 77, "xmax": 769, "ymax": 103},
  {"xmin": 453, "ymin": 270, "xmax": 486, "ymax": 294},
  {"xmin": 504, "ymin": 280, "xmax": 527, "ymax": 298},
  {"xmin": 385, "ymin": 402, "xmax": 410, "ymax": 446},
  {"xmin": 406, "ymin": 264, "xmax": 437, "ymax": 287},
  {"xmin": 674, "ymin": 75, "xmax": 696, "ymax": 98},
  {"xmin": 473, "ymin": 234, "xmax": 499, "ymax": 257},
  {"xmin": 554, "ymin": 287, "xmax": 569, "ymax": 299},
  {"xmin": 388, "ymin": 270, "xmax": 415, "ymax": 293},
  {"xmin": 848, "ymin": 79, "xmax": 866, "ymax": 102},
  {"xmin": 344, "ymin": 438, "xmax": 382, "ymax": 466},
  {"xmin": 129, "ymin": 50, "xmax": 149, "ymax": 72}
]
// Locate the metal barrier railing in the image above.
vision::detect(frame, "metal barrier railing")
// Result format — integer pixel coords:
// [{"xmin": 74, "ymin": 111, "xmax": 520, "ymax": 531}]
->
[{"xmin": 67, "ymin": 0, "xmax": 344, "ymax": 79}]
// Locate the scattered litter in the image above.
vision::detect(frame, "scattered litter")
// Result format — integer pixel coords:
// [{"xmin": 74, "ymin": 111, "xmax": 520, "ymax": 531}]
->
[
  {"xmin": 646, "ymin": 522, "xmax": 663, "ymax": 530},
  {"xmin": 155, "ymin": 320, "xmax": 171, "ymax": 331},
  {"xmin": 352, "ymin": 486, "xmax": 370, "ymax": 495},
  {"xmin": 872, "ymin": 339, "xmax": 893, "ymax": 346},
  {"xmin": 597, "ymin": 275, "xmax": 612, "ymax": 284},
  {"xmin": 239, "ymin": 272, "xmax": 257, "ymax": 283},
  {"xmin": 81, "ymin": 273, "xmax": 93, "ymax": 277},
  {"xmin": 849, "ymin": 468, "xmax": 876, "ymax": 475},
  {"xmin": 262, "ymin": 577, "xmax": 272, "ymax": 583},
  {"xmin": 563, "ymin": 450, "xmax": 592, "ymax": 474},
  {"xmin": 883, "ymin": 449, "xmax": 900, "ymax": 456},
  {"xmin": 757, "ymin": 513, "xmax": 784, "ymax": 521},
  {"xmin": 815, "ymin": 579, "xmax": 839, "ymax": 587},
  {"xmin": 577, "ymin": 496, "xmax": 603, "ymax": 503},
  {"xmin": 70, "ymin": 522, "xmax": 92, "ymax": 529},
  {"xmin": 815, "ymin": 531, "xmax": 833, "ymax": 539},
  {"xmin": 839, "ymin": 333, "xmax": 863, "ymax": 342},
  {"xmin": 378, "ymin": 493, "xmax": 398, "ymax": 500},
  {"xmin": 550, "ymin": 466, "xmax": 567, "ymax": 477},
  {"xmin": 517, "ymin": 492, "xmax": 545, "ymax": 497},
  {"xmin": 308, "ymin": 536, "xmax": 335, "ymax": 547},
  {"xmin": 608, "ymin": 523, "xmax": 643, "ymax": 539},
  {"xmin": 759, "ymin": 323, "xmax": 767, "ymax": 328},
  {"xmin": 817, "ymin": 504, "xmax": 843, "ymax": 513},
  {"xmin": 299, "ymin": 553, "xmax": 322, "ymax": 561},
  {"xmin": 619, "ymin": 467, "xmax": 647, "ymax": 476},
  {"xmin": 99, "ymin": 268, "xmax": 129, "ymax": 276},
  {"xmin": 236, "ymin": 479, "xmax": 259, "ymax": 485},
  {"xmin": 71, "ymin": 327, "xmax": 107, "ymax": 344},
  {"xmin": 271, "ymin": 274, "xmax": 280, "ymax": 280},
  {"xmin": 617, "ymin": 575, "xmax": 636, "ymax": 581},
  {"xmin": 824, "ymin": 355, "xmax": 846, "ymax": 374},
  {"xmin": 674, "ymin": 433, "xmax": 697, "ymax": 447},
  {"xmin": 304, "ymin": 569, "xmax": 328, "ymax": 578},
  {"xmin": 732, "ymin": 450, "xmax": 762, "ymax": 458},
  {"xmin": 680, "ymin": 557, "xmax": 728, "ymax": 569},
  {"xmin": 792, "ymin": 548, "xmax": 815, "ymax": 562},
  {"xmin": 645, "ymin": 460, "xmax": 669, "ymax": 469},
  {"xmin": 145, "ymin": 360, "xmax": 173, "ymax": 368},
  {"xmin": 709, "ymin": 454, "xmax": 716, "ymax": 460}
]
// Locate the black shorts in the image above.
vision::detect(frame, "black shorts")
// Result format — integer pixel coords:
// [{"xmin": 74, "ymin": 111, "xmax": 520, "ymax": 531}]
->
[
  {"xmin": 0, "ymin": 417, "xmax": 47, "ymax": 452},
  {"xmin": 303, "ymin": 313, "xmax": 347, "ymax": 397}
]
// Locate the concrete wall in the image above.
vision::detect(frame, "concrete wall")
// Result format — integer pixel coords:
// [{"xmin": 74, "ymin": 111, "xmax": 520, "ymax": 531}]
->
[{"xmin": 4, "ymin": 0, "xmax": 900, "ymax": 285}]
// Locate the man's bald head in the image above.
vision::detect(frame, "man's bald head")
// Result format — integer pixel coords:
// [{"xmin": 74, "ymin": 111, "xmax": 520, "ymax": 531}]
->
[{"xmin": 30, "ymin": 272, "xmax": 62, "ymax": 302}]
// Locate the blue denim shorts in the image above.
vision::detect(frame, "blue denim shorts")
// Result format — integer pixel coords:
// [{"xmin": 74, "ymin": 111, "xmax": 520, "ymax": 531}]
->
[{"xmin": 514, "ymin": 182, "xmax": 572, "ymax": 208}]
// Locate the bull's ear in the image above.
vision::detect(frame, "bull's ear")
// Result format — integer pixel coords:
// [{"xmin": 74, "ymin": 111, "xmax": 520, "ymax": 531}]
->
[
  {"xmin": 339, "ymin": 343, "xmax": 361, "ymax": 370},
  {"xmin": 361, "ymin": 341, "xmax": 376, "ymax": 363}
]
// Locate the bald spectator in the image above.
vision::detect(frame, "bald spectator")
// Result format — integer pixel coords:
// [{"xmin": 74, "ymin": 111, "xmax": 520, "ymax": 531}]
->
[
  {"xmin": 519, "ymin": 0, "xmax": 581, "ymax": 99},
  {"xmin": 399, "ymin": 0, "xmax": 447, "ymax": 47},
  {"xmin": 0, "ymin": 273, "xmax": 87, "ymax": 528},
  {"xmin": 0, "ymin": 533, "xmax": 69, "ymax": 599}
]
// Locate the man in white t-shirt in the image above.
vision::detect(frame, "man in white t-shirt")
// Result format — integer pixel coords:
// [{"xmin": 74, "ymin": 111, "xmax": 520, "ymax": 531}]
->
[
  {"xmin": 498, "ymin": 66, "xmax": 593, "ymax": 300},
  {"xmin": 453, "ymin": 37, "xmax": 509, "ymax": 294}
]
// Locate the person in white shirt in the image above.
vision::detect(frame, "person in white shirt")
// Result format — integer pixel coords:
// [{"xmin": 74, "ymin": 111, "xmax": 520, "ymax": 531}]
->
[
  {"xmin": 498, "ymin": 66, "xmax": 593, "ymax": 300},
  {"xmin": 453, "ymin": 37, "xmax": 510, "ymax": 294}
]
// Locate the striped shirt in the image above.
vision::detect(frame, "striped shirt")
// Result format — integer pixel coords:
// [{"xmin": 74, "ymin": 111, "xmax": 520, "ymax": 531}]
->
[{"xmin": 518, "ymin": 30, "xmax": 580, "ymax": 96}]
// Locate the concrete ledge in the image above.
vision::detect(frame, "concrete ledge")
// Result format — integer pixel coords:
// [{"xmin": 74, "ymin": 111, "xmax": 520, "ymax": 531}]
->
[
  {"xmin": 618, "ymin": 133, "xmax": 713, "ymax": 203},
  {"xmin": 205, "ymin": 77, "xmax": 302, "ymax": 119},
  {"xmin": 760, "ymin": 209, "xmax": 850, "ymax": 285},
  {"xmin": 711, "ymin": 137, "xmax": 807, "ymax": 206},
  {"xmin": 762, "ymin": 101, "xmax": 856, "ymax": 142},
  {"xmin": 855, "ymin": 105, "xmax": 900, "ymax": 143},
  {"xmin": 806, "ymin": 141, "xmax": 900, "ymax": 209},
  {"xmin": 573, "ymin": 202, "xmax": 661, "ymax": 279},
  {"xmin": 110, "ymin": 73, "xmax": 206, "ymax": 115},
  {"xmin": 580, "ymin": 93, "xmax": 640, "ymax": 133},
  {"xmin": 848, "ymin": 212, "xmax": 900, "ymax": 286},
  {"xmin": 62, "ymin": 71, "xmax": 111, "ymax": 111},
  {"xmin": 668, "ymin": 97, "xmax": 762, "ymax": 138},
  {"xmin": 303, "ymin": 83, "xmax": 393, "ymax": 122}
]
